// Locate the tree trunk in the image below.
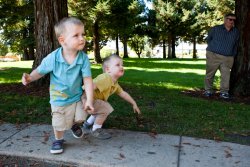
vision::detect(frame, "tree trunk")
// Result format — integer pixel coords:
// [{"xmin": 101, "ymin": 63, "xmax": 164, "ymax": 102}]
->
[
  {"xmin": 163, "ymin": 39, "xmax": 166, "ymax": 59},
  {"xmin": 22, "ymin": 29, "xmax": 29, "ymax": 60},
  {"xmin": 137, "ymin": 52, "xmax": 141, "ymax": 58},
  {"xmin": 34, "ymin": 0, "xmax": 68, "ymax": 85},
  {"xmin": 123, "ymin": 36, "xmax": 129, "ymax": 58},
  {"xmin": 167, "ymin": 37, "xmax": 172, "ymax": 58},
  {"xmin": 28, "ymin": 19, "xmax": 35, "ymax": 60},
  {"xmin": 230, "ymin": 0, "xmax": 250, "ymax": 96},
  {"xmin": 28, "ymin": 45, "xmax": 35, "ymax": 60},
  {"xmin": 93, "ymin": 21, "xmax": 102, "ymax": 63},
  {"xmin": 171, "ymin": 35, "xmax": 176, "ymax": 58},
  {"xmin": 116, "ymin": 35, "xmax": 119, "ymax": 56},
  {"xmin": 193, "ymin": 36, "xmax": 197, "ymax": 59},
  {"xmin": 23, "ymin": 48, "xmax": 29, "ymax": 60}
]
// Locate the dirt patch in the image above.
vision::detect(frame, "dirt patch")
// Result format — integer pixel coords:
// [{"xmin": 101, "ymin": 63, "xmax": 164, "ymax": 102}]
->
[
  {"xmin": 0, "ymin": 83, "xmax": 49, "ymax": 97},
  {"xmin": 182, "ymin": 89, "xmax": 250, "ymax": 105}
]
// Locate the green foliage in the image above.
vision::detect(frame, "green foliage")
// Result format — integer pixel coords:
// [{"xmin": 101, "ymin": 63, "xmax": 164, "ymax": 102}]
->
[
  {"xmin": 68, "ymin": 0, "xmax": 112, "ymax": 50},
  {"xmin": 128, "ymin": 34, "xmax": 147, "ymax": 58},
  {"xmin": 0, "ymin": 0, "xmax": 34, "ymax": 56},
  {"xmin": 109, "ymin": 0, "xmax": 146, "ymax": 39},
  {"xmin": 0, "ymin": 0, "xmax": 236, "ymax": 61},
  {"xmin": 152, "ymin": 0, "xmax": 235, "ymax": 42},
  {"xmin": 207, "ymin": 0, "xmax": 235, "ymax": 24},
  {"xmin": 0, "ymin": 41, "xmax": 8, "ymax": 56}
]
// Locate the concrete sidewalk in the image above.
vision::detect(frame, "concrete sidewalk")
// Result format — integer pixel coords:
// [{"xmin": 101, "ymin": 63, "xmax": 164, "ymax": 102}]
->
[{"xmin": 0, "ymin": 123, "xmax": 249, "ymax": 167}]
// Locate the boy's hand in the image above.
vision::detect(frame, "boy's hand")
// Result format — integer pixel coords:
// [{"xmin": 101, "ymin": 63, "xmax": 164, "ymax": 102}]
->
[
  {"xmin": 133, "ymin": 104, "xmax": 141, "ymax": 114},
  {"xmin": 22, "ymin": 73, "xmax": 32, "ymax": 85},
  {"xmin": 84, "ymin": 101, "xmax": 94, "ymax": 114}
]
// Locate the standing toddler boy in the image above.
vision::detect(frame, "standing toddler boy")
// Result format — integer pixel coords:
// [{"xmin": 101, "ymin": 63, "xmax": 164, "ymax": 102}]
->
[{"xmin": 22, "ymin": 17, "xmax": 94, "ymax": 154}]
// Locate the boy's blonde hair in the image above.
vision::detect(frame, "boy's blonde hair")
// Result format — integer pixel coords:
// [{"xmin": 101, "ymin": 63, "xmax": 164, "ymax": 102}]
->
[
  {"xmin": 54, "ymin": 17, "xmax": 84, "ymax": 38},
  {"xmin": 102, "ymin": 54, "xmax": 122, "ymax": 72}
]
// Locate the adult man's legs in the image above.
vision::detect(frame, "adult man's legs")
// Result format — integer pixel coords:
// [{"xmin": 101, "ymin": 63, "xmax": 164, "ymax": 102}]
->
[
  {"xmin": 204, "ymin": 51, "xmax": 221, "ymax": 96},
  {"xmin": 219, "ymin": 56, "xmax": 234, "ymax": 98}
]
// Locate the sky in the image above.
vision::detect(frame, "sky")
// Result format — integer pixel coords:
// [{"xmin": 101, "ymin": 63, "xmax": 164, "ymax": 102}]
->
[{"xmin": 144, "ymin": 0, "xmax": 153, "ymax": 9}]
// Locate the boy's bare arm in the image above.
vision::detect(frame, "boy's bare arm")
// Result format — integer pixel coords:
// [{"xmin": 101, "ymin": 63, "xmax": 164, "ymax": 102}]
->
[
  {"xmin": 118, "ymin": 91, "xmax": 141, "ymax": 114},
  {"xmin": 83, "ymin": 77, "xmax": 94, "ymax": 112},
  {"xmin": 22, "ymin": 69, "xmax": 44, "ymax": 85}
]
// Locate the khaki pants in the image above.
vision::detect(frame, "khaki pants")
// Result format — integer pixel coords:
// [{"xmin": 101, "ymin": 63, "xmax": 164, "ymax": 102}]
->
[{"xmin": 204, "ymin": 51, "xmax": 234, "ymax": 93}]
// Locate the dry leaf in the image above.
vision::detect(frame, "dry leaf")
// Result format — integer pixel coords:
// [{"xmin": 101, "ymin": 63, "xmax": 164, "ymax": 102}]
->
[
  {"xmin": 43, "ymin": 131, "xmax": 50, "ymax": 142},
  {"xmin": 119, "ymin": 153, "xmax": 125, "ymax": 159}
]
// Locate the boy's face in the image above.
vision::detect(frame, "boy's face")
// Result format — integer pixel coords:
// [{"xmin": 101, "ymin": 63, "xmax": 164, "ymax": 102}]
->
[
  {"xmin": 106, "ymin": 57, "xmax": 124, "ymax": 78},
  {"xmin": 59, "ymin": 23, "xmax": 85, "ymax": 51}
]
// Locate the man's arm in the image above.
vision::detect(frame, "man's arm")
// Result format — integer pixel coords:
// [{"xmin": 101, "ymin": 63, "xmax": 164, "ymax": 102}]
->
[{"xmin": 206, "ymin": 27, "xmax": 214, "ymax": 44}]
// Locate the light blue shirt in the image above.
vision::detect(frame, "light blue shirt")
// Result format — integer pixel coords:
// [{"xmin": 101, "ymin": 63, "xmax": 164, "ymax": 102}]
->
[{"xmin": 37, "ymin": 47, "xmax": 91, "ymax": 106}]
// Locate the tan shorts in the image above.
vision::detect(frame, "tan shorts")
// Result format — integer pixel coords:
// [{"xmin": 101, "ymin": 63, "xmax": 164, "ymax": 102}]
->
[
  {"xmin": 92, "ymin": 99, "xmax": 114, "ymax": 115},
  {"xmin": 82, "ymin": 95, "xmax": 114, "ymax": 117},
  {"xmin": 51, "ymin": 101, "xmax": 88, "ymax": 131}
]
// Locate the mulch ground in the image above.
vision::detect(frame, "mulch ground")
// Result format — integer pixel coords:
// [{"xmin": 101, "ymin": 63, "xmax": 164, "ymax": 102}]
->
[
  {"xmin": 0, "ymin": 83, "xmax": 49, "ymax": 97},
  {"xmin": 182, "ymin": 89, "xmax": 250, "ymax": 105}
]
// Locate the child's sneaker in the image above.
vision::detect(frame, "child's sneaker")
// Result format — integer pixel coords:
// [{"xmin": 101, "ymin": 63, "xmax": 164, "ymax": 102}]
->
[
  {"xmin": 82, "ymin": 122, "xmax": 91, "ymax": 135},
  {"xmin": 91, "ymin": 128, "xmax": 112, "ymax": 140},
  {"xmin": 50, "ymin": 139, "xmax": 64, "ymax": 154},
  {"xmin": 71, "ymin": 124, "xmax": 83, "ymax": 138}
]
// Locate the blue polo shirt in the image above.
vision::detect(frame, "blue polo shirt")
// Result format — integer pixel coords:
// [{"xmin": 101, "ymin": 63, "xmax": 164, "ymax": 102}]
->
[
  {"xmin": 37, "ymin": 47, "xmax": 92, "ymax": 106},
  {"xmin": 206, "ymin": 24, "xmax": 239, "ymax": 56}
]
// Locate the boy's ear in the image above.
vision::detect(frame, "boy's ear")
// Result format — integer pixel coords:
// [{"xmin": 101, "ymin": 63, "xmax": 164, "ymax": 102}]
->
[
  {"xmin": 58, "ymin": 36, "xmax": 64, "ymax": 44},
  {"xmin": 105, "ymin": 66, "xmax": 109, "ymax": 72},
  {"xmin": 104, "ymin": 66, "xmax": 109, "ymax": 72}
]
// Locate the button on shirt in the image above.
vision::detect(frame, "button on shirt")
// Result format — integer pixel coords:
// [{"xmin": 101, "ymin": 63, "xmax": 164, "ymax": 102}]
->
[
  {"xmin": 206, "ymin": 24, "xmax": 239, "ymax": 56},
  {"xmin": 37, "ymin": 47, "xmax": 92, "ymax": 106}
]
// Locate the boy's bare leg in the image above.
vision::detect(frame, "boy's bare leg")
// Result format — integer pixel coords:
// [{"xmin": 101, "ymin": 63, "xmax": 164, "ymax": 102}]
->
[
  {"xmin": 94, "ymin": 115, "xmax": 107, "ymax": 127},
  {"xmin": 54, "ymin": 129, "xmax": 64, "ymax": 140}
]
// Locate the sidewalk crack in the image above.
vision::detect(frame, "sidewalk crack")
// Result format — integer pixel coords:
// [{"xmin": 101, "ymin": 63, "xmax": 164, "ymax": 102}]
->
[
  {"xmin": 177, "ymin": 135, "xmax": 182, "ymax": 167},
  {"xmin": 0, "ymin": 124, "xmax": 30, "ymax": 145}
]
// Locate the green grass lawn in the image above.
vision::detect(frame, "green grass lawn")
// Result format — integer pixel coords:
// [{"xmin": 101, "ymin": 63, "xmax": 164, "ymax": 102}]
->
[{"xmin": 0, "ymin": 59, "xmax": 249, "ymax": 145}]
